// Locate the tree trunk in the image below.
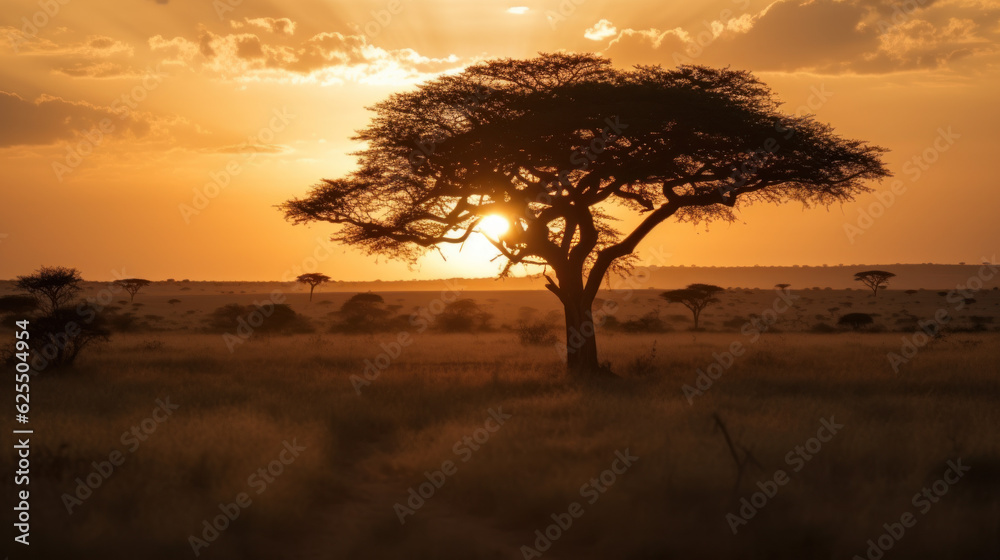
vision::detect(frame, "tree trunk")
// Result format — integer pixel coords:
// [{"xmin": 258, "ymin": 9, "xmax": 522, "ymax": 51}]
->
[
  {"xmin": 309, "ymin": 285, "xmax": 315, "ymax": 302},
  {"xmin": 563, "ymin": 295, "xmax": 606, "ymax": 377}
]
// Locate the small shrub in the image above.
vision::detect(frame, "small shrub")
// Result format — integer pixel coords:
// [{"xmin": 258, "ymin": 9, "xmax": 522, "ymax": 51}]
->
[
  {"xmin": 838, "ymin": 313, "xmax": 874, "ymax": 331},
  {"xmin": 516, "ymin": 321, "xmax": 557, "ymax": 346}
]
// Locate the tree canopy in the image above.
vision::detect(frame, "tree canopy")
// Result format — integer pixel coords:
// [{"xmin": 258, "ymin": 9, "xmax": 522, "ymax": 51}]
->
[
  {"xmin": 16, "ymin": 266, "xmax": 83, "ymax": 313},
  {"xmin": 854, "ymin": 270, "xmax": 895, "ymax": 296},
  {"xmin": 281, "ymin": 53, "xmax": 889, "ymax": 375},
  {"xmin": 661, "ymin": 283, "xmax": 725, "ymax": 330}
]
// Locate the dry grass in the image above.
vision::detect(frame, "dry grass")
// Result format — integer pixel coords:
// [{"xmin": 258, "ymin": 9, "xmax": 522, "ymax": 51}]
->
[{"xmin": 9, "ymin": 326, "xmax": 1000, "ymax": 559}]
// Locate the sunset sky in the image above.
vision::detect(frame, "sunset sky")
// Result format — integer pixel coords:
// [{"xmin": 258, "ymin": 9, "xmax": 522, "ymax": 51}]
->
[{"xmin": 1, "ymin": 0, "xmax": 998, "ymax": 281}]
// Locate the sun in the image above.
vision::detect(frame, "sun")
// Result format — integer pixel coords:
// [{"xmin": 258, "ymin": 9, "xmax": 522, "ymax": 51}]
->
[{"xmin": 478, "ymin": 215, "xmax": 510, "ymax": 239}]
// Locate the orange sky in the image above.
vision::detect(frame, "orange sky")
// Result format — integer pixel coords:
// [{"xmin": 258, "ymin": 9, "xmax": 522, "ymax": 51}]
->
[{"xmin": 1, "ymin": 0, "xmax": 998, "ymax": 281}]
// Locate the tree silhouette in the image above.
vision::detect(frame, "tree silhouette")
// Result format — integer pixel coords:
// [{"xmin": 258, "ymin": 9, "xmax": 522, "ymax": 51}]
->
[
  {"xmin": 854, "ymin": 270, "xmax": 895, "ymax": 296},
  {"xmin": 281, "ymin": 53, "xmax": 889, "ymax": 376},
  {"xmin": 775, "ymin": 283, "xmax": 791, "ymax": 291},
  {"xmin": 114, "ymin": 278, "xmax": 151, "ymax": 303},
  {"xmin": 16, "ymin": 266, "xmax": 83, "ymax": 313},
  {"xmin": 296, "ymin": 273, "xmax": 332, "ymax": 302},
  {"xmin": 661, "ymin": 284, "xmax": 724, "ymax": 330}
]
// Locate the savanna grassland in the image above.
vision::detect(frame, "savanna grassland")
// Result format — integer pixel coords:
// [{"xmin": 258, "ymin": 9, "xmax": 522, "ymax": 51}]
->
[{"xmin": 3, "ymin": 281, "xmax": 1000, "ymax": 559}]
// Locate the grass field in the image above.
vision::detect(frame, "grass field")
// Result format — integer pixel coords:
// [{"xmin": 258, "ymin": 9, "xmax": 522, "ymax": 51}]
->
[{"xmin": 6, "ymin": 284, "xmax": 1000, "ymax": 559}]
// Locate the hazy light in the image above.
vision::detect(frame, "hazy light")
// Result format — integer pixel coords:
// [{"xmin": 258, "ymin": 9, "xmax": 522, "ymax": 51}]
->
[
  {"xmin": 479, "ymin": 215, "xmax": 510, "ymax": 238},
  {"xmin": 507, "ymin": 7, "xmax": 529, "ymax": 15}
]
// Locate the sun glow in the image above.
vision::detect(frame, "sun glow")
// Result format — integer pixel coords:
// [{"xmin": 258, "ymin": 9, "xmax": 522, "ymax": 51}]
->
[{"xmin": 478, "ymin": 215, "xmax": 510, "ymax": 239}]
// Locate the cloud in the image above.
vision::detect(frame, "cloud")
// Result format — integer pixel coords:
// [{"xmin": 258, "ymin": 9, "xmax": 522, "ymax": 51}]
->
[
  {"xmin": 230, "ymin": 17, "xmax": 297, "ymax": 36},
  {"xmin": 0, "ymin": 90, "xmax": 205, "ymax": 149},
  {"xmin": 149, "ymin": 28, "xmax": 465, "ymax": 85},
  {"xmin": 584, "ymin": 19, "xmax": 618, "ymax": 41},
  {"xmin": 0, "ymin": 28, "xmax": 145, "ymax": 78},
  {"xmin": 597, "ymin": 0, "xmax": 1000, "ymax": 74}
]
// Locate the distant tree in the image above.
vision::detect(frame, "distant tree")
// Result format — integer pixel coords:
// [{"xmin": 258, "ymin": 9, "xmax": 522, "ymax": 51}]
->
[
  {"xmin": 775, "ymin": 283, "xmax": 791, "ymax": 290},
  {"xmin": 838, "ymin": 312, "xmax": 874, "ymax": 331},
  {"xmin": 854, "ymin": 270, "xmax": 895, "ymax": 296},
  {"xmin": 904, "ymin": 289, "xmax": 918, "ymax": 295},
  {"xmin": 15, "ymin": 266, "xmax": 83, "ymax": 313},
  {"xmin": 281, "ymin": 54, "xmax": 890, "ymax": 376},
  {"xmin": 113, "ymin": 278, "xmax": 152, "ymax": 303},
  {"xmin": 660, "ymin": 284, "xmax": 724, "ymax": 330},
  {"xmin": 296, "ymin": 273, "xmax": 332, "ymax": 302}
]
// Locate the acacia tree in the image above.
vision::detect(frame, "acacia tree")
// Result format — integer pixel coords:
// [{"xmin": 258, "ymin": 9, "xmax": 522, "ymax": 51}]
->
[
  {"xmin": 854, "ymin": 270, "xmax": 895, "ymax": 296},
  {"xmin": 661, "ymin": 283, "xmax": 724, "ymax": 330},
  {"xmin": 113, "ymin": 278, "xmax": 151, "ymax": 303},
  {"xmin": 296, "ymin": 273, "xmax": 332, "ymax": 302},
  {"xmin": 15, "ymin": 266, "xmax": 83, "ymax": 313},
  {"xmin": 281, "ymin": 54, "xmax": 889, "ymax": 376}
]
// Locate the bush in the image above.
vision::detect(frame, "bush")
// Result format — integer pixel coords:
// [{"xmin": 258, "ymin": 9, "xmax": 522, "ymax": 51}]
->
[
  {"xmin": 437, "ymin": 299, "xmax": 492, "ymax": 332},
  {"xmin": 29, "ymin": 307, "xmax": 111, "ymax": 370},
  {"xmin": 207, "ymin": 303, "xmax": 313, "ymax": 334},
  {"xmin": 617, "ymin": 310, "xmax": 670, "ymax": 333},
  {"xmin": 516, "ymin": 321, "xmax": 557, "ymax": 346},
  {"xmin": 0, "ymin": 295, "xmax": 38, "ymax": 314},
  {"xmin": 838, "ymin": 313, "xmax": 874, "ymax": 331},
  {"xmin": 810, "ymin": 322, "xmax": 837, "ymax": 333},
  {"xmin": 334, "ymin": 293, "xmax": 391, "ymax": 333}
]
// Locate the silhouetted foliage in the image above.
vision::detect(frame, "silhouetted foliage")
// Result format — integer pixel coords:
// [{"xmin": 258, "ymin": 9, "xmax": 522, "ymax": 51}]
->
[
  {"xmin": 16, "ymin": 266, "xmax": 83, "ymax": 313},
  {"xmin": 618, "ymin": 310, "xmax": 671, "ymax": 333},
  {"xmin": 113, "ymin": 278, "xmax": 152, "ymax": 303},
  {"xmin": 437, "ymin": 299, "xmax": 492, "ymax": 332},
  {"xmin": 281, "ymin": 53, "xmax": 889, "ymax": 375},
  {"xmin": 854, "ymin": 270, "xmax": 895, "ymax": 296},
  {"xmin": 334, "ymin": 292, "xmax": 392, "ymax": 332},
  {"xmin": 30, "ymin": 307, "xmax": 111, "ymax": 369},
  {"xmin": 516, "ymin": 321, "xmax": 558, "ymax": 346},
  {"xmin": 207, "ymin": 303, "xmax": 312, "ymax": 334},
  {"xmin": 0, "ymin": 295, "xmax": 37, "ymax": 315},
  {"xmin": 838, "ymin": 313, "xmax": 874, "ymax": 331},
  {"xmin": 661, "ymin": 284, "xmax": 724, "ymax": 330},
  {"xmin": 296, "ymin": 273, "xmax": 332, "ymax": 302}
]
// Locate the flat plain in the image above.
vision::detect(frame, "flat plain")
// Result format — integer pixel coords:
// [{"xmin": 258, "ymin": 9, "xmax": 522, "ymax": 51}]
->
[{"xmin": 3, "ymin": 281, "xmax": 999, "ymax": 559}]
